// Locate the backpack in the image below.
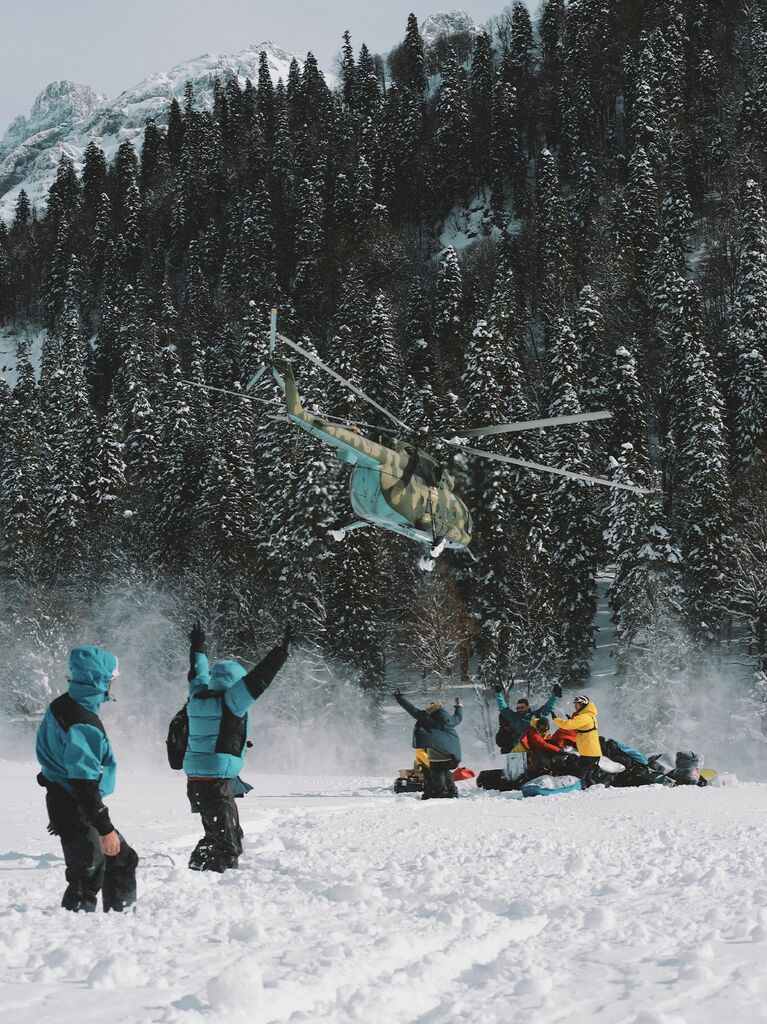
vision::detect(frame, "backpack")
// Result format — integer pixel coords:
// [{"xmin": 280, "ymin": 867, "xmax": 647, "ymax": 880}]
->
[
  {"xmin": 166, "ymin": 689, "xmax": 249, "ymax": 770},
  {"xmin": 166, "ymin": 704, "xmax": 189, "ymax": 770}
]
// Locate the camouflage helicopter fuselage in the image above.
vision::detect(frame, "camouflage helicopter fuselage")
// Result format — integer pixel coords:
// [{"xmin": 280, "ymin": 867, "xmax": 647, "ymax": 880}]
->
[{"xmin": 278, "ymin": 363, "xmax": 472, "ymax": 549}]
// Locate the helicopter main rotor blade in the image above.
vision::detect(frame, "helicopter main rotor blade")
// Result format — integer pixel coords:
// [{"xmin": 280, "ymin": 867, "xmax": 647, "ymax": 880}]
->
[
  {"xmin": 277, "ymin": 333, "xmax": 413, "ymax": 434},
  {"xmin": 455, "ymin": 410, "xmax": 613, "ymax": 438},
  {"xmin": 456, "ymin": 444, "xmax": 653, "ymax": 495}
]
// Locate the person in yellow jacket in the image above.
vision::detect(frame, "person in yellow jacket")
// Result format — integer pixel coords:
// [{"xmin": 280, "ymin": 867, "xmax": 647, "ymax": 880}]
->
[{"xmin": 553, "ymin": 695, "xmax": 602, "ymax": 787}]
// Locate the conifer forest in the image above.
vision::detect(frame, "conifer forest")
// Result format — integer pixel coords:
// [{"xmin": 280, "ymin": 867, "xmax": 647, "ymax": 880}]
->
[{"xmin": 1, "ymin": 1, "xmax": 766, "ymax": 741}]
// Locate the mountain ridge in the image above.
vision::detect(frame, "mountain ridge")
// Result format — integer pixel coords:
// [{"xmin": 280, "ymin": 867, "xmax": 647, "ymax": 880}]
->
[{"xmin": 0, "ymin": 40, "xmax": 312, "ymax": 220}]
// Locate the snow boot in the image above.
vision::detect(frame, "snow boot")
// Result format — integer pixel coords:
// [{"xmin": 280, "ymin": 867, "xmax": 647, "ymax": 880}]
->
[{"xmin": 61, "ymin": 880, "xmax": 98, "ymax": 913}]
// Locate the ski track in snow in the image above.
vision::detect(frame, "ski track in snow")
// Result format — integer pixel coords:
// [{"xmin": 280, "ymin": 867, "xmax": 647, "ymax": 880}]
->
[{"xmin": 2, "ymin": 764, "xmax": 767, "ymax": 1024}]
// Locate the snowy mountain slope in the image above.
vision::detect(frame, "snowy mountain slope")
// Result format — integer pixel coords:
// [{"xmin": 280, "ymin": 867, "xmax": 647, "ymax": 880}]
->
[
  {"xmin": 2, "ymin": 763, "xmax": 767, "ymax": 1024},
  {"xmin": 0, "ymin": 42, "xmax": 313, "ymax": 221},
  {"xmin": 420, "ymin": 10, "xmax": 483, "ymax": 47}
]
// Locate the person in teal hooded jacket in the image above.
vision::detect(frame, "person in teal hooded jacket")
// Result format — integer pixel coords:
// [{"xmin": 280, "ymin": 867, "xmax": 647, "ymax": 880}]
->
[
  {"xmin": 36, "ymin": 646, "xmax": 138, "ymax": 913},
  {"xmin": 494, "ymin": 684, "xmax": 562, "ymax": 753},
  {"xmin": 184, "ymin": 620, "xmax": 290, "ymax": 872}
]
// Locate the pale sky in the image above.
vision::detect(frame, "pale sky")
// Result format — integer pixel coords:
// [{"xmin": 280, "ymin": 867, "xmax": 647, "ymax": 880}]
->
[{"xmin": 0, "ymin": 0, "xmax": 510, "ymax": 135}]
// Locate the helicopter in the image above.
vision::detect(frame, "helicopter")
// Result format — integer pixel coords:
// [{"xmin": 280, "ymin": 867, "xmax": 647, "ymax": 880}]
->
[{"xmin": 237, "ymin": 310, "xmax": 651, "ymax": 571}]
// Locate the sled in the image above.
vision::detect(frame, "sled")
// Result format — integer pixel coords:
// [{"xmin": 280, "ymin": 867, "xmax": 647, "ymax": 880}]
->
[
  {"xmin": 394, "ymin": 759, "xmax": 426, "ymax": 794},
  {"xmin": 453, "ymin": 767, "xmax": 475, "ymax": 781},
  {"xmin": 521, "ymin": 774, "xmax": 582, "ymax": 798}
]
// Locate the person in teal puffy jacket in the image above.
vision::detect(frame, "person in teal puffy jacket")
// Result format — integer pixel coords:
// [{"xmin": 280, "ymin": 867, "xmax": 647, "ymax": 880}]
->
[
  {"xmin": 494, "ymin": 684, "xmax": 562, "ymax": 753},
  {"xmin": 185, "ymin": 620, "xmax": 290, "ymax": 872},
  {"xmin": 35, "ymin": 646, "xmax": 138, "ymax": 913}
]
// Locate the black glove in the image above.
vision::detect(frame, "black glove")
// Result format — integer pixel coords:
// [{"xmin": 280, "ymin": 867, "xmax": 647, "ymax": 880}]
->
[
  {"xmin": 189, "ymin": 620, "xmax": 206, "ymax": 652},
  {"xmin": 552, "ymin": 683, "xmax": 563, "ymax": 698},
  {"xmin": 394, "ymin": 688, "xmax": 402, "ymax": 699},
  {"xmin": 454, "ymin": 698, "xmax": 463, "ymax": 708},
  {"xmin": 494, "ymin": 684, "xmax": 503, "ymax": 694},
  {"xmin": 281, "ymin": 623, "xmax": 294, "ymax": 652}
]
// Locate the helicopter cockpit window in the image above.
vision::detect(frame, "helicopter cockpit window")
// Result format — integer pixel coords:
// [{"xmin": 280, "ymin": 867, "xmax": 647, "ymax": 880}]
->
[{"xmin": 414, "ymin": 452, "xmax": 443, "ymax": 488}]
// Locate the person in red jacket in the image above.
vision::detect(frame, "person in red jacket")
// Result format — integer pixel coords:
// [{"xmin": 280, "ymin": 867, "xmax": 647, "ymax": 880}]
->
[
  {"xmin": 520, "ymin": 717, "xmax": 567, "ymax": 778},
  {"xmin": 520, "ymin": 718, "xmax": 562, "ymax": 756}
]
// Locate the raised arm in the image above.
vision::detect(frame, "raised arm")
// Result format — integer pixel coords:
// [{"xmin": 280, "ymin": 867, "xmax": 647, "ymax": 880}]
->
[
  {"xmin": 394, "ymin": 691, "xmax": 424, "ymax": 721},
  {"xmin": 445, "ymin": 700, "xmax": 463, "ymax": 727},
  {"xmin": 188, "ymin": 620, "xmax": 209, "ymax": 685},
  {"xmin": 225, "ymin": 625, "xmax": 292, "ymax": 717},
  {"xmin": 494, "ymin": 685, "xmax": 509, "ymax": 711},
  {"xmin": 533, "ymin": 684, "xmax": 562, "ymax": 718}
]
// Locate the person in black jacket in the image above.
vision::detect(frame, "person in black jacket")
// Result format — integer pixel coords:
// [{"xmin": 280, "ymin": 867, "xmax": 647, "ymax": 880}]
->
[{"xmin": 394, "ymin": 690, "xmax": 463, "ymax": 799}]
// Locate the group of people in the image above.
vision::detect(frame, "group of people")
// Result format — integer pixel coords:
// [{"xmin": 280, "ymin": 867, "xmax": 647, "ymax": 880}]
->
[
  {"xmin": 35, "ymin": 623, "xmax": 291, "ymax": 913},
  {"xmin": 35, "ymin": 628, "xmax": 704, "ymax": 914},
  {"xmin": 394, "ymin": 683, "xmax": 603, "ymax": 796},
  {"xmin": 396, "ymin": 684, "xmax": 708, "ymax": 797},
  {"xmin": 494, "ymin": 685, "xmax": 604, "ymax": 788}
]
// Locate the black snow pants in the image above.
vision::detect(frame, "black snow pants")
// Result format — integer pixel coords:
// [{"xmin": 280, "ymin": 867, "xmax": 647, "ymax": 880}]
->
[
  {"xmin": 42, "ymin": 779, "xmax": 138, "ymax": 913},
  {"xmin": 576, "ymin": 755, "xmax": 602, "ymax": 789},
  {"xmin": 423, "ymin": 752, "xmax": 459, "ymax": 800},
  {"xmin": 187, "ymin": 778, "xmax": 243, "ymax": 871}
]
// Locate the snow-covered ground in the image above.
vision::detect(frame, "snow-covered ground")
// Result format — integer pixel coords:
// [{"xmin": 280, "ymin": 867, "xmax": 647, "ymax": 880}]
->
[
  {"xmin": 3, "ymin": 761, "xmax": 767, "ymax": 1024},
  {"xmin": 0, "ymin": 324, "xmax": 45, "ymax": 385}
]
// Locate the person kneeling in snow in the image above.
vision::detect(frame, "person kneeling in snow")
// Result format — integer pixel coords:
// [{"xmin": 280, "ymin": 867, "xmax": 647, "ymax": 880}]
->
[
  {"xmin": 184, "ymin": 620, "xmax": 290, "ymax": 872},
  {"xmin": 36, "ymin": 646, "xmax": 138, "ymax": 913},
  {"xmin": 394, "ymin": 691, "xmax": 463, "ymax": 799}
]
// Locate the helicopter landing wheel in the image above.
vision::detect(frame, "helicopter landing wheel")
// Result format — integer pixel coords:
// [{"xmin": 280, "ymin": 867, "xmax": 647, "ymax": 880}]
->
[{"xmin": 430, "ymin": 538, "xmax": 447, "ymax": 559}]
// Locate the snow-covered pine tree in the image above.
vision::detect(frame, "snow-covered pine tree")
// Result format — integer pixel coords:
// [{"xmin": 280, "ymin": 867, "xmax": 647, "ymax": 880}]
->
[
  {"xmin": 490, "ymin": 81, "xmax": 523, "ymax": 222},
  {"xmin": 731, "ymin": 341, "xmax": 767, "ymax": 484},
  {"xmin": 535, "ymin": 149, "xmax": 571, "ymax": 329},
  {"xmin": 546, "ymin": 315, "xmax": 600, "ymax": 686},
  {"xmin": 2, "ymin": 347, "xmax": 42, "ymax": 578},
  {"xmin": 668, "ymin": 279, "xmax": 731, "ymax": 644},
  {"xmin": 326, "ymin": 270, "xmax": 368, "ymax": 421},
  {"xmin": 625, "ymin": 145, "xmax": 660, "ymax": 304},
  {"xmin": 82, "ymin": 141, "xmax": 108, "ymax": 213},
  {"xmin": 291, "ymin": 178, "xmax": 325, "ymax": 327},
  {"xmin": 43, "ymin": 369, "xmax": 88, "ymax": 577},
  {"xmin": 393, "ymin": 13, "xmax": 426, "ymax": 96},
  {"xmin": 116, "ymin": 286, "xmax": 161, "ymax": 532},
  {"xmin": 363, "ymin": 290, "xmax": 404, "ymax": 428},
  {"xmin": 469, "ymin": 31, "xmax": 495, "ymax": 179},
  {"xmin": 434, "ymin": 58, "xmax": 472, "ymax": 212},
  {"xmin": 732, "ymin": 179, "xmax": 767, "ymax": 357},
  {"xmin": 575, "ymin": 285, "xmax": 610, "ymax": 453},
  {"xmin": 84, "ymin": 394, "xmax": 126, "ymax": 555},
  {"xmin": 400, "ymin": 277, "xmax": 442, "ymax": 427},
  {"xmin": 154, "ymin": 344, "xmax": 206, "ymax": 570},
  {"xmin": 433, "ymin": 247, "xmax": 466, "ymax": 388}
]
